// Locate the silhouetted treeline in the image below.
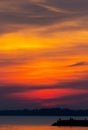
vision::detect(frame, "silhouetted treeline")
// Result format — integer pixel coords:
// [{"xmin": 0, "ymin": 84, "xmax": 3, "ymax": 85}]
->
[{"xmin": 0, "ymin": 108, "xmax": 88, "ymax": 116}]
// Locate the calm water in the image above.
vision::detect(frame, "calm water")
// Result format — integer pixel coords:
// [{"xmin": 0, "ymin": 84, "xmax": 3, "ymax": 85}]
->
[{"xmin": 0, "ymin": 116, "xmax": 88, "ymax": 130}]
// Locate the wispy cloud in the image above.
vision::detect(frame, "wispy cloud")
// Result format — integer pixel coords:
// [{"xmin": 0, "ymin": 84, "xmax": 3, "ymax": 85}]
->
[
  {"xmin": 0, "ymin": 79, "xmax": 88, "ymax": 109},
  {"xmin": 0, "ymin": 0, "xmax": 88, "ymax": 109},
  {"xmin": 68, "ymin": 61, "xmax": 88, "ymax": 67},
  {"xmin": 0, "ymin": 0, "xmax": 88, "ymax": 34}
]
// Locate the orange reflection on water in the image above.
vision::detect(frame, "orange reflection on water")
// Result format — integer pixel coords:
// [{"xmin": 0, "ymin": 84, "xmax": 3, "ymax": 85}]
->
[{"xmin": 0, "ymin": 125, "xmax": 87, "ymax": 130}]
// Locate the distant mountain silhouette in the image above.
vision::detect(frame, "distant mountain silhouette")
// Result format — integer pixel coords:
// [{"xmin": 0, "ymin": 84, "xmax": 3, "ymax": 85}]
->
[{"xmin": 0, "ymin": 108, "xmax": 88, "ymax": 116}]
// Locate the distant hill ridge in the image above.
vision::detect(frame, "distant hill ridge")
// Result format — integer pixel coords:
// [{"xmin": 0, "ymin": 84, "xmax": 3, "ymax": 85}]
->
[{"xmin": 0, "ymin": 108, "xmax": 88, "ymax": 116}]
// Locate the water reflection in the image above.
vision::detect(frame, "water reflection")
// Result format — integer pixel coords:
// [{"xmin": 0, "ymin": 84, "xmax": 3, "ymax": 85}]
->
[
  {"xmin": 0, "ymin": 116, "xmax": 88, "ymax": 130},
  {"xmin": 0, "ymin": 125, "xmax": 88, "ymax": 130}
]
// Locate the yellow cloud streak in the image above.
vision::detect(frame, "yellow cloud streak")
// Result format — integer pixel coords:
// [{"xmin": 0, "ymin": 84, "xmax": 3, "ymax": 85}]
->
[{"xmin": 0, "ymin": 25, "xmax": 88, "ymax": 85}]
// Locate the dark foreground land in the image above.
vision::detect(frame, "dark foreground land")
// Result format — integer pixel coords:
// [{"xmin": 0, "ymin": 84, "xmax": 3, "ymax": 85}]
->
[
  {"xmin": 52, "ymin": 118, "xmax": 88, "ymax": 127},
  {"xmin": 0, "ymin": 108, "xmax": 88, "ymax": 116}
]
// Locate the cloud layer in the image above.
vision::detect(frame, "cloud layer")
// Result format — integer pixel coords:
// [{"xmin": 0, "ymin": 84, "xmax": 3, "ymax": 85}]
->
[
  {"xmin": 0, "ymin": 0, "xmax": 88, "ymax": 34},
  {"xmin": 0, "ymin": 0, "xmax": 88, "ymax": 109},
  {"xmin": 0, "ymin": 79, "xmax": 88, "ymax": 109}
]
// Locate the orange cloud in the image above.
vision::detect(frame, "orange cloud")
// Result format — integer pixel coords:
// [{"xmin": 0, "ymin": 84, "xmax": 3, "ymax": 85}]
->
[
  {"xmin": 10, "ymin": 88, "xmax": 87, "ymax": 100},
  {"xmin": 0, "ymin": 0, "xmax": 88, "ymax": 109}
]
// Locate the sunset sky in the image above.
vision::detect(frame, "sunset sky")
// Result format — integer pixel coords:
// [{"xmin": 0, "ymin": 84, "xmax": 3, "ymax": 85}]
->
[{"xmin": 0, "ymin": 0, "xmax": 88, "ymax": 109}]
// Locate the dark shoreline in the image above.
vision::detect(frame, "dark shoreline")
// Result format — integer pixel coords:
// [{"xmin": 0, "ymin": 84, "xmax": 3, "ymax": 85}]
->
[
  {"xmin": 0, "ymin": 108, "xmax": 88, "ymax": 116},
  {"xmin": 52, "ymin": 118, "xmax": 88, "ymax": 127}
]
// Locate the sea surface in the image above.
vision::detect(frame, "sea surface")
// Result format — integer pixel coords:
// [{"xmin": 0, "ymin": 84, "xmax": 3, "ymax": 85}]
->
[{"xmin": 0, "ymin": 116, "xmax": 88, "ymax": 130}]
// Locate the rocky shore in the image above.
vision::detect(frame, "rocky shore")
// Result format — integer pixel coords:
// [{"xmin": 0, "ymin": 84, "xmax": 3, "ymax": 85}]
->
[{"xmin": 52, "ymin": 118, "xmax": 88, "ymax": 127}]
